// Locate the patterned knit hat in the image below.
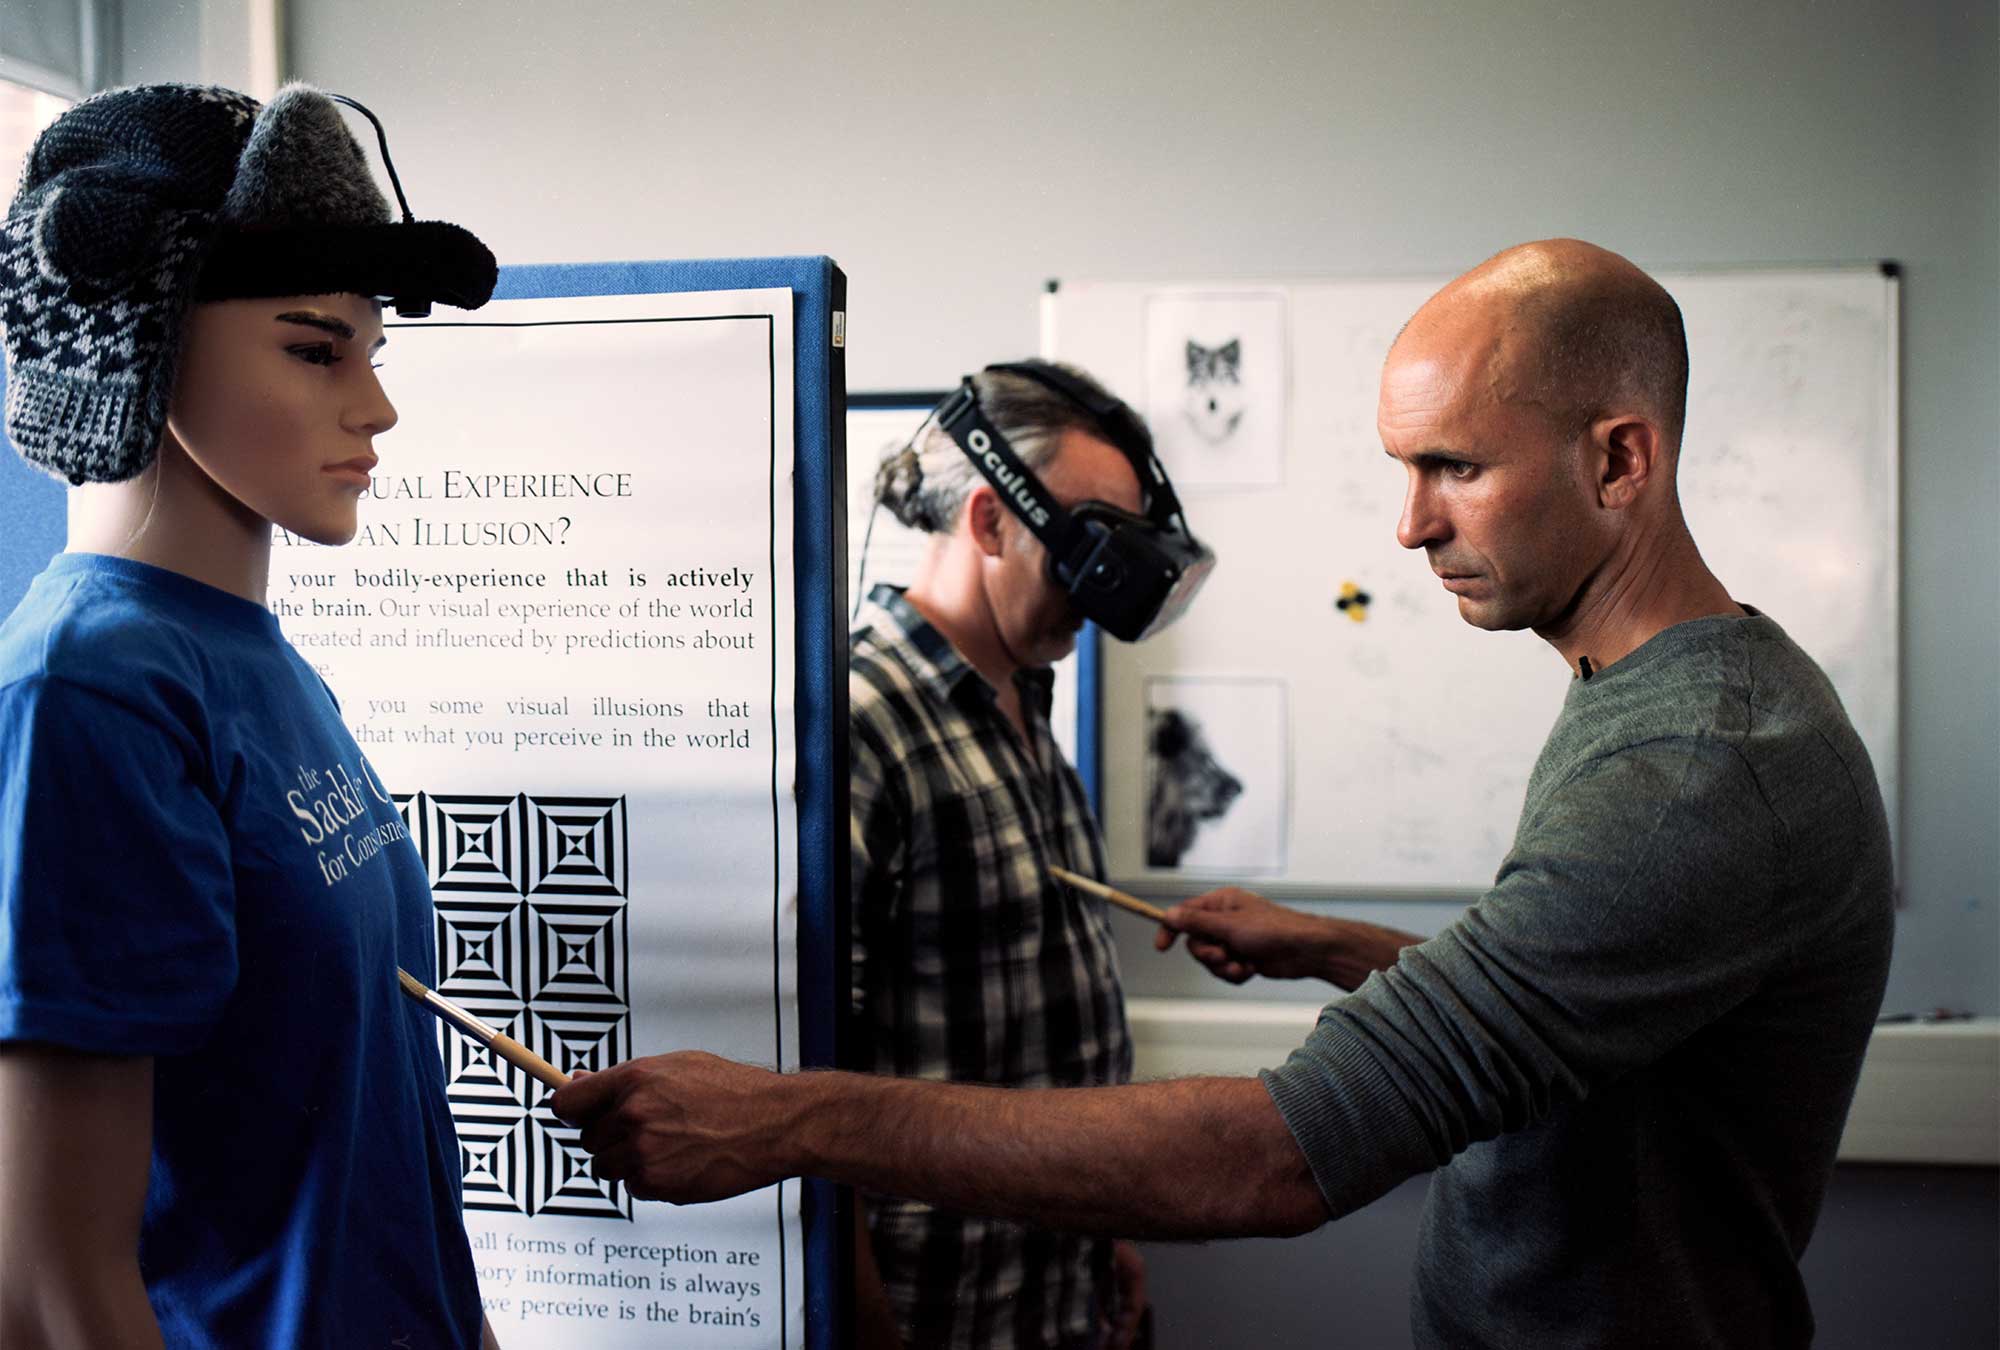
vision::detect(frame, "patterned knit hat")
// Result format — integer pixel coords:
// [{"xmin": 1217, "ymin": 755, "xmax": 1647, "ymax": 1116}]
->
[{"xmin": 1, "ymin": 82, "xmax": 496, "ymax": 485}]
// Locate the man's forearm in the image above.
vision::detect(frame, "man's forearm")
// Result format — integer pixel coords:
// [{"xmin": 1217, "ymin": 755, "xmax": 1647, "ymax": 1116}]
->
[
  {"xmin": 777, "ymin": 1074, "xmax": 1328, "ymax": 1241},
  {"xmin": 1163, "ymin": 889, "xmax": 1422, "ymax": 989},
  {"xmin": 1319, "ymin": 917, "xmax": 1424, "ymax": 990}
]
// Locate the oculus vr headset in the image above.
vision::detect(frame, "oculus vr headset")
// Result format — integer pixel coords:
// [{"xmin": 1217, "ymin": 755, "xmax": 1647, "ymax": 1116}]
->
[{"xmin": 934, "ymin": 361, "xmax": 1215, "ymax": 642}]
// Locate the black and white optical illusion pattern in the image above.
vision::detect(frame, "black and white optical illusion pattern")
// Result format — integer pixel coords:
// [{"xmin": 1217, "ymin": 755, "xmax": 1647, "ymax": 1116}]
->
[{"xmin": 395, "ymin": 792, "xmax": 633, "ymax": 1221}]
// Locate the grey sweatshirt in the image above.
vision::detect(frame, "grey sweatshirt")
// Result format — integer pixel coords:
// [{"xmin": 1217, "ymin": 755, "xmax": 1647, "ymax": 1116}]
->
[{"xmin": 1263, "ymin": 611, "xmax": 1893, "ymax": 1349}]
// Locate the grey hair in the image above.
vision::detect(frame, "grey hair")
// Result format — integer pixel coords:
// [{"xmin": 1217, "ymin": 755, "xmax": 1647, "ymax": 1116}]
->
[{"xmin": 873, "ymin": 363, "xmax": 1127, "ymax": 534}]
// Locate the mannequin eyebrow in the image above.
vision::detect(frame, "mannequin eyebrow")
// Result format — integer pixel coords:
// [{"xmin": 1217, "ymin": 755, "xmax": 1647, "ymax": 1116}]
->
[
  {"xmin": 276, "ymin": 312, "xmax": 356, "ymax": 339},
  {"xmin": 275, "ymin": 311, "xmax": 387, "ymax": 352}
]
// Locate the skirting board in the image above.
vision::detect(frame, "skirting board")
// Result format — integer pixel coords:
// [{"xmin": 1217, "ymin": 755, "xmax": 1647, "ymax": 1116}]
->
[{"xmin": 1125, "ymin": 999, "xmax": 1999, "ymax": 1167}]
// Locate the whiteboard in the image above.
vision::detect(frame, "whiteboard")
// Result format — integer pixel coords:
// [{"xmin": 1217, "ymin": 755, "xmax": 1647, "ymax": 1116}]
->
[{"xmin": 1048, "ymin": 267, "xmax": 1899, "ymax": 895}]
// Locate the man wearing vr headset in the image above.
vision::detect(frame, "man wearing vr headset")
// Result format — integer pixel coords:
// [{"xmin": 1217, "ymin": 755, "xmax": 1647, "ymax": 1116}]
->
[
  {"xmin": 842, "ymin": 361, "xmax": 1209, "ymax": 1350},
  {"xmin": 555, "ymin": 242, "xmax": 1890, "ymax": 1350}
]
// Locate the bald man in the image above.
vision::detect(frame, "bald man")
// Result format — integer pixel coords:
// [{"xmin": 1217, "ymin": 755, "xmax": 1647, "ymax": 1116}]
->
[{"xmin": 555, "ymin": 242, "xmax": 1893, "ymax": 1349}]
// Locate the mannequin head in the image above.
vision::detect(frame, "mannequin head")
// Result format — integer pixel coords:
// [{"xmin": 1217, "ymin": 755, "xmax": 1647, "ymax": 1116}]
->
[
  {"xmin": 4, "ymin": 82, "xmax": 493, "ymax": 597},
  {"xmin": 3, "ymin": 82, "xmax": 491, "ymax": 487},
  {"xmin": 164, "ymin": 294, "xmax": 396, "ymax": 547}
]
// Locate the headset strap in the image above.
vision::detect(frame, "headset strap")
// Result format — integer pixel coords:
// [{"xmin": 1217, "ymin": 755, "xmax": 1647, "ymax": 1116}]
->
[
  {"xmin": 979, "ymin": 360, "xmax": 1192, "ymax": 534},
  {"xmin": 934, "ymin": 380, "xmax": 1108, "ymax": 582}
]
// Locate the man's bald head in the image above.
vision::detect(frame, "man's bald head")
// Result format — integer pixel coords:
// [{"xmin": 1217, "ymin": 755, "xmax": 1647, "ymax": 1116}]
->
[
  {"xmin": 1399, "ymin": 239, "xmax": 1689, "ymax": 450},
  {"xmin": 1380, "ymin": 241, "xmax": 1702, "ymax": 638}
]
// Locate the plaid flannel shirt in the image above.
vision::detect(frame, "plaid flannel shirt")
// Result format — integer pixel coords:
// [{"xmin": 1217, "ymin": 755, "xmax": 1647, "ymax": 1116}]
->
[{"xmin": 850, "ymin": 586, "xmax": 1133, "ymax": 1350}]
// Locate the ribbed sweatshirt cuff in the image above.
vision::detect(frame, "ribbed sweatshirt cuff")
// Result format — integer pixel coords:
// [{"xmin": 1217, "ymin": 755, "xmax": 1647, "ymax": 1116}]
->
[{"xmin": 1260, "ymin": 1008, "xmax": 1440, "ymax": 1218}]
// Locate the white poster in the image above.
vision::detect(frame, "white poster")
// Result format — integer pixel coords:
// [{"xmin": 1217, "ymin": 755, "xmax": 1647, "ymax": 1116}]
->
[
  {"xmin": 1142, "ymin": 675, "xmax": 1289, "ymax": 875},
  {"xmin": 1144, "ymin": 291, "xmax": 1288, "ymax": 488},
  {"xmin": 267, "ymin": 289, "xmax": 805, "ymax": 1347}
]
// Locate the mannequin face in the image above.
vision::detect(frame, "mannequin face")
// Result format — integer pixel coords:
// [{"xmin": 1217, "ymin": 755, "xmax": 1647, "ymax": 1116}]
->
[
  {"xmin": 165, "ymin": 293, "xmax": 396, "ymax": 545},
  {"xmin": 979, "ymin": 427, "xmax": 1143, "ymax": 669}
]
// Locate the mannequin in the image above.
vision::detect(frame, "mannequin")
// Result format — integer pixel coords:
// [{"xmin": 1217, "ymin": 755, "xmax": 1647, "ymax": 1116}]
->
[{"xmin": 0, "ymin": 84, "xmax": 502, "ymax": 1347}]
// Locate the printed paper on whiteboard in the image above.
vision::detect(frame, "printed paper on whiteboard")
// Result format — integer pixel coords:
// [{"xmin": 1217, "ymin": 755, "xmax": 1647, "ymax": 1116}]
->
[
  {"xmin": 268, "ymin": 289, "xmax": 804, "ymax": 1347},
  {"xmin": 1144, "ymin": 291, "xmax": 1288, "ymax": 489},
  {"xmin": 1143, "ymin": 675, "xmax": 1288, "ymax": 875}
]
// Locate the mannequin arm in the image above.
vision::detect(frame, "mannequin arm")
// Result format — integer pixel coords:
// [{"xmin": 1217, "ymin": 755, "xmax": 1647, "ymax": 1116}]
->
[{"xmin": 0, "ymin": 1044, "xmax": 162, "ymax": 1349}]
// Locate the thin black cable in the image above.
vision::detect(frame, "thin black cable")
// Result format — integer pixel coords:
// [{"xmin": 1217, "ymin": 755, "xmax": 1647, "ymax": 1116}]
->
[
  {"xmin": 851, "ymin": 498, "xmax": 882, "ymax": 622},
  {"xmin": 851, "ymin": 409, "xmax": 940, "ymax": 621},
  {"xmin": 330, "ymin": 94, "xmax": 415, "ymax": 221}
]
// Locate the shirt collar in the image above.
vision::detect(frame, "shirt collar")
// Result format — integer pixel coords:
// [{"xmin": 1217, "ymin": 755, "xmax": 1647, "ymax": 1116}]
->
[{"xmin": 860, "ymin": 583, "xmax": 1056, "ymax": 717}]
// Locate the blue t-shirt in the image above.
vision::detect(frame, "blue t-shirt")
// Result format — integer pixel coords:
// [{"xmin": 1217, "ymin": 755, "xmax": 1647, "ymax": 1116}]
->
[{"xmin": 0, "ymin": 553, "xmax": 481, "ymax": 1348}]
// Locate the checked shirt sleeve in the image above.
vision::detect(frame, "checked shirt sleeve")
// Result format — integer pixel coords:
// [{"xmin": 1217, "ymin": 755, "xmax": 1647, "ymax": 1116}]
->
[{"xmin": 848, "ymin": 702, "xmax": 907, "ymax": 1026}]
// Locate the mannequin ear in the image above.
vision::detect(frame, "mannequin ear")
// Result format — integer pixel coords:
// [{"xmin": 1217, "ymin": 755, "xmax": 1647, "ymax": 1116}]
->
[
  {"xmin": 965, "ymin": 485, "xmax": 1008, "ymax": 558},
  {"xmin": 1592, "ymin": 414, "xmax": 1661, "ymax": 510}
]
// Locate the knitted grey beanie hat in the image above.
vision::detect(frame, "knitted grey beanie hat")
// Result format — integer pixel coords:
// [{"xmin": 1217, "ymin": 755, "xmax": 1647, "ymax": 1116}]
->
[{"xmin": 1, "ymin": 82, "xmax": 496, "ymax": 485}]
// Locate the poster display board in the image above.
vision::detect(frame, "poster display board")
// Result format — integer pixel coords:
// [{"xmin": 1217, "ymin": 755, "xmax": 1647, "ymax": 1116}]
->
[
  {"xmin": 261, "ymin": 270, "xmax": 839, "ymax": 1347},
  {"xmin": 1048, "ymin": 266, "xmax": 1900, "ymax": 897},
  {"xmin": 0, "ymin": 259, "xmax": 846, "ymax": 1346}
]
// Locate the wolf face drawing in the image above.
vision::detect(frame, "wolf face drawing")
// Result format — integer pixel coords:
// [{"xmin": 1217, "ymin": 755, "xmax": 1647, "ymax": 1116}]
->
[
  {"xmin": 1146, "ymin": 707, "xmax": 1244, "ymax": 868},
  {"xmin": 1183, "ymin": 338, "xmax": 1246, "ymax": 444}
]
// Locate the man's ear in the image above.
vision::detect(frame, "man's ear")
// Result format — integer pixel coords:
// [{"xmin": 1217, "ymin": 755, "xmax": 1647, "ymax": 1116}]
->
[
  {"xmin": 964, "ymin": 485, "xmax": 1008, "ymax": 558},
  {"xmin": 1592, "ymin": 413, "xmax": 1663, "ymax": 511}
]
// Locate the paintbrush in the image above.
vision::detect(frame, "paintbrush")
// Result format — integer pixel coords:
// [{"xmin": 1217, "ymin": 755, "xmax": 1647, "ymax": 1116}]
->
[
  {"xmin": 1047, "ymin": 865, "xmax": 1172, "ymax": 924},
  {"xmin": 396, "ymin": 967, "xmax": 568, "ymax": 1090}
]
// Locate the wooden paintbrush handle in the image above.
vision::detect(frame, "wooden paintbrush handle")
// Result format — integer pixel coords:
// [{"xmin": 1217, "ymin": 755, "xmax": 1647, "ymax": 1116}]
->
[
  {"xmin": 488, "ymin": 1032, "xmax": 568, "ymax": 1091},
  {"xmin": 1048, "ymin": 865, "xmax": 1172, "ymax": 924}
]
